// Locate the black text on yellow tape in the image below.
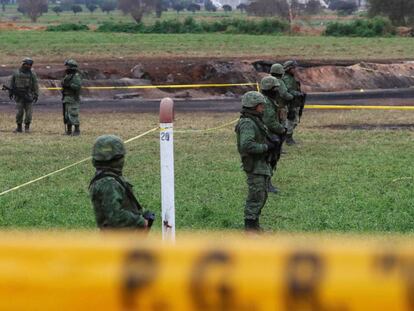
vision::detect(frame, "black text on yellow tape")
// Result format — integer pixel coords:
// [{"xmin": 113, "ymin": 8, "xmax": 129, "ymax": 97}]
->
[{"xmin": 1, "ymin": 234, "xmax": 414, "ymax": 310}]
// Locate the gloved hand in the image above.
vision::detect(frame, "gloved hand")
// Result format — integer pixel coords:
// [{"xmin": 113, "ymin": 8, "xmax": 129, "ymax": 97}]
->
[
  {"xmin": 33, "ymin": 95, "xmax": 38, "ymax": 103},
  {"xmin": 143, "ymin": 210, "xmax": 155, "ymax": 228},
  {"xmin": 266, "ymin": 141, "xmax": 276, "ymax": 151}
]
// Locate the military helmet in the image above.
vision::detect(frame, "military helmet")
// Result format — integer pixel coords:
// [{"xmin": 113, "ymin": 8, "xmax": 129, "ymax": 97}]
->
[
  {"xmin": 242, "ymin": 91, "xmax": 266, "ymax": 108},
  {"xmin": 270, "ymin": 63, "xmax": 284, "ymax": 75},
  {"xmin": 92, "ymin": 135, "xmax": 126, "ymax": 162},
  {"xmin": 22, "ymin": 57, "xmax": 33, "ymax": 66},
  {"xmin": 283, "ymin": 60, "xmax": 298, "ymax": 71},
  {"xmin": 260, "ymin": 76, "xmax": 280, "ymax": 91},
  {"xmin": 64, "ymin": 59, "xmax": 78, "ymax": 68}
]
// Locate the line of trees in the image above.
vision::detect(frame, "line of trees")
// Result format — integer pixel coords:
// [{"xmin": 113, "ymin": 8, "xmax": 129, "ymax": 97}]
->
[
  {"xmin": 13, "ymin": 0, "xmax": 414, "ymax": 26},
  {"xmin": 14, "ymin": 0, "xmax": 221, "ymax": 23},
  {"xmin": 367, "ymin": 0, "xmax": 414, "ymax": 26}
]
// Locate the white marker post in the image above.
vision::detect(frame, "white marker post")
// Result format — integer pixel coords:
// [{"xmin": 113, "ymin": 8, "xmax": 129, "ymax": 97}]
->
[{"xmin": 159, "ymin": 98, "xmax": 175, "ymax": 242}]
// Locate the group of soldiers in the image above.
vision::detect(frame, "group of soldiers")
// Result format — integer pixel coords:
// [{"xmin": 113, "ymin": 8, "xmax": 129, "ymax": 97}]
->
[
  {"xmin": 3, "ymin": 57, "xmax": 304, "ymax": 233},
  {"xmin": 3, "ymin": 58, "xmax": 82, "ymax": 135},
  {"xmin": 88, "ymin": 60, "xmax": 305, "ymax": 233},
  {"xmin": 236, "ymin": 60, "xmax": 306, "ymax": 231}
]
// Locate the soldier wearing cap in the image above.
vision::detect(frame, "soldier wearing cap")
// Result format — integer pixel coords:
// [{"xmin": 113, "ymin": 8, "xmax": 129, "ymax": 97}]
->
[
  {"xmin": 260, "ymin": 76, "xmax": 288, "ymax": 193},
  {"xmin": 8, "ymin": 58, "xmax": 39, "ymax": 133},
  {"xmin": 282, "ymin": 60, "xmax": 306, "ymax": 145},
  {"xmin": 89, "ymin": 135, "xmax": 154, "ymax": 230},
  {"xmin": 235, "ymin": 91, "xmax": 274, "ymax": 231},
  {"xmin": 62, "ymin": 59, "xmax": 82, "ymax": 136}
]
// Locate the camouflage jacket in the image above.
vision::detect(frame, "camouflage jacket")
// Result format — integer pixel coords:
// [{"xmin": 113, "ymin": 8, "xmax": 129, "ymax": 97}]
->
[
  {"xmin": 275, "ymin": 78, "xmax": 294, "ymax": 107},
  {"xmin": 62, "ymin": 71, "xmax": 82, "ymax": 104},
  {"xmin": 9, "ymin": 68, "xmax": 39, "ymax": 102},
  {"xmin": 235, "ymin": 111, "xmax": 271, "ymax": 176},
  {"xmin": 262, "ymin": 96, "xmax": 285, "ymax": 135},
  {"xmin": 282, "ymin": 73, "xmax": 302, "ymax": 96},
  {"xmin": 89, "ymin": 170, "xmax": 146, "ymax": 230}
]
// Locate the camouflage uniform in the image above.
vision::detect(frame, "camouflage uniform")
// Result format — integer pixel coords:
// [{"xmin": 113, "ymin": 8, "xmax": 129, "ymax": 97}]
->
[
  {"xmin": 9, "ymin": 58, "xmax": 39, "ymax": 132},
  {"xmin": 235, "ymin": 91, "xmax": 272, "ymax": 231},
  {"xmin": 260, "ymin": 76, "xmax": 287, "ymax": 193},
  {"xmin": 282, "ymin": 60, "xmax": 305, "ymax": 145},
  {"xmin": 62, "ymin": 59, "xmax": 82, "ymax": 136},
  {"xmin": 269, "ymin": 63, "xmax": 294, "ymax": 127},
  {"xmin": 89, "ymin": 135, "xmax": 149, "ymax": 230}
]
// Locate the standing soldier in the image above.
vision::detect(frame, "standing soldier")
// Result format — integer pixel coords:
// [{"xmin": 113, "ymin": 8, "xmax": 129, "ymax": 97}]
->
[
  {"xmin": 62, "ymin": 59, "xmax": 82, "ymax": 136},
  {"xmin": 282, "ymin": 60, "xmax": 306, "ymax": 145},
  {"xmin": 235, "ymin": 91, "xmax": 274, "ymax": 232},
  {"xmin": 260, "ymin": 76, "xmax": 288, "ymax": 193},
  {"xmin": 8, "ymin": 58, "xmax": 39, "ymax": 133},
  {"xmin": 269, "ymin": 63, "xmax": 294, "ymax": 133},
  {"xmin": 89, "ymin": 135, "xmax": 155, "ymax": 230}
]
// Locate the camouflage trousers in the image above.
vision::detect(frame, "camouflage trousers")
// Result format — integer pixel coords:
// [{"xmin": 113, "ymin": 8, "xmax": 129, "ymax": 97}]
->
[
  {"xmin": 244, "ymin": 174, "xmax": 270, "ymax": 220},
  {"xmin": 16, "ymin": 100, "xmax": 33, "ymax": 125},
  {"xmin": 64, "ymin": 103, "xmax": 80, "ymax": 126},
  {"xmin": 285, "ymin": 106, "xmax": 300, "ymax": 135}
]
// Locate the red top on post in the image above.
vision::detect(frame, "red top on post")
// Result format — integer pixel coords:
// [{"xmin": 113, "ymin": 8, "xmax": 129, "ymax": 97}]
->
[{"xmin": 160, "ymin": 97, "xmax": 175, "ymax": 123}]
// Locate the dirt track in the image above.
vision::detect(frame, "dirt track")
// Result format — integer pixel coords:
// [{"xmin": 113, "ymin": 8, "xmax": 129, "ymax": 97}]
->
[{"xmin": 0, "ymin": 93, "xmax": 413, "ymax": 114}]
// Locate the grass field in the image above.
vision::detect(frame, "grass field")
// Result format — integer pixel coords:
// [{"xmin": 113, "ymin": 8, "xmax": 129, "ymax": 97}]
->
[
  {"xmin": 0, "ymin": 107, "xmax": 413, "ymax": 232},
  {"xmin": 1, "ymin": 30, "xmax": 413, "ymax": 64}
]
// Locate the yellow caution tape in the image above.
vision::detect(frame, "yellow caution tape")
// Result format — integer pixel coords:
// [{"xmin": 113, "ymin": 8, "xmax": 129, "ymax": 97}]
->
[
  {"xmin": 0, "ymin": 232, "xmax": 414, "ymax": 311},
  {"xmin": 41, "ymin": 82, "xmax": 258, "ymax": 91},
  {"xmin": 175, "ymin": 119, "xmax": 238, "ymax": 133},
  {"xmin": 0, "ymin": 116, "xmax": 242, "ymax": 197},
  {"xmin": 307, "ymin": 105, "xmax": 414, "ymax": 110},
  {"xmin": 0, "ymin": 127, "xmax": 158, "ymax": 197}
]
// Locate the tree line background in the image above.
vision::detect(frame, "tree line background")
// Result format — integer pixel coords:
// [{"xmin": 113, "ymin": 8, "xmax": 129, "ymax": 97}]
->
[{"xmin": 1, "ymin": 0, "xmax": 413, "ymax": 28}]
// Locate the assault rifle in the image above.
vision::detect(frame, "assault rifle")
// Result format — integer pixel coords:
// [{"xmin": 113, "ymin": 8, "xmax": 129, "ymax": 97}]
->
[
  {"xmin": 299, "ymin": 92, "xmax": 307, "ymax": 119},
  {"xmin": 266, "ymin": 133, "xmax": 285, "ymax": 168},
  {"xmin": 2, "ymin": 84, "xmax": 16, "ymax": 100}
]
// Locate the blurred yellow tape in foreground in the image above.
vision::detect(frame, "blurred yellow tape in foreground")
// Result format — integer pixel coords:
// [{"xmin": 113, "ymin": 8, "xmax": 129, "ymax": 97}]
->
[
  {"xmin": 1, "ymin": 233, "xmax": 414, "ymax": 311},
  {"xmin": 307, "ymin": 104, "xmax": 414, "ymax": 110}
]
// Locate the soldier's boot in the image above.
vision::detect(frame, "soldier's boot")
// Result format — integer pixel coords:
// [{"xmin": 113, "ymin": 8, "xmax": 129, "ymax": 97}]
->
[
  {"xmin": 14, "ymin": 124, "xmax": 23, "ymax": 133},
  {"xmin": 267, "ymin": 181, "xmax": 279, "ymax": 194},
  {"xmin": 24, "ymin": 123, "xmax": 30, "ymax": 133},
  {"xmin": 286, "ymin": 134, "xmax": 296, "ymax": 145},
  {"xmin": 245, "ymin": 219, "xmax": 262, "ymax": 232},
  {"xmin": 66, "ymin": 124, "xmax": 72, "ymax": 136},
  {"xmin": 255, "ymin": 219, "xmax": 264, "ymax": 232},
  {"xmin": 73, "ymin": 125, "xmax": 80, "ymax": 136}
]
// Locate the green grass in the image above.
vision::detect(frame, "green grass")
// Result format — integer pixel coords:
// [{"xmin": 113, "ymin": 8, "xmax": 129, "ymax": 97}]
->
[
  {"xmin": 0, "ymin": 109, "xmax": 413, "ymax": 233},
  {"xmin": 0, "ymin": 30, "xmax": 413, "ymax": 63},
  {"xmin": 0, "ymin": 6, "xmax": 247, "ymax": 26}
]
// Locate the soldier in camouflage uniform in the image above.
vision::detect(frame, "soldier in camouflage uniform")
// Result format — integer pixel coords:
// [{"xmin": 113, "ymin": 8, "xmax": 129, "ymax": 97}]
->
[
  {"xmin": 89, "ymin": 135, "xmax": 154, "ymax": 230},
  {"xmin": 282, "ymin": 60, "xmax": 306, "ymax": 145},
  {"xmin": 260, "ymin": 76, "xmax": 288, "ymax": 194},
  {"xmin": 8, "ymin": 58, "xmax": 39, "ymax": 133},
  {"xmin": 62, "ymin": 59, "xmax": 82, "ymax": 136},
  {"xmin": 269, "ymin": 63, "xmax": 294, "ymax": 128},
  {"xmin": 235, "ymin": 91, "xmax": 275, "ymax": 231}
]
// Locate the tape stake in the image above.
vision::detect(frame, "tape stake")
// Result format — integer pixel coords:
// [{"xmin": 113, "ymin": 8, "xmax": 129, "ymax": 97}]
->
[{"xmin": 160, "ymin": 98, "xmax": 176, "ymax": 242}]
